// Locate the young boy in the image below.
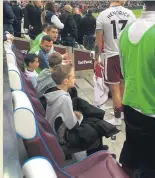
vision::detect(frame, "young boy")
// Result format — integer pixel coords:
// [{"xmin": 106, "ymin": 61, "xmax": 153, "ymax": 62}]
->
[
  {"xmin": 44, "ymin": 64, "xmax": 119, "ymax": 156},
  {"xmin": 37, "ymin": 52, "xmax": 63, "ymax": 98},
  {"xmin": 24, "ymin": 54, "xmax": 39, "ymax": 88}
]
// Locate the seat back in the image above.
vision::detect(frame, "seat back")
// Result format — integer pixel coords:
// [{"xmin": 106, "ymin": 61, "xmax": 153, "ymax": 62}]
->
[
  {"xmin": 8, "ymin": 63, "xmax": 23, "ymax": 91},
  {"xmin": 22, "ymin": 157, "xmax": 58, "ymax": 178},
  {"xmin": 4, "ymin": 41, "xmax": 13, "ymax": 53},
  {"xmin": 12, "ymin": 90, "xmax": 66, "ymax": 166},
  {"xmin": 6, "ymin": 52, "xmax": 17, "ymax": 66},
  {"xmin": 8, "ymin": 63, "xmax": 54, "ymax": 134},
  {"xmin": 12, "ymin": 45, "xmax": 25, "ymax": 72}
]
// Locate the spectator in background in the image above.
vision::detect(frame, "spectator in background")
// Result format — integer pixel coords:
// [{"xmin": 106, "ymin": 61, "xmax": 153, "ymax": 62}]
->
[
  {"xmin": 30, "ymin": 0, "xmax": 43, "ymax": 39},
  {"xmin": 10, "ymin": 0, "xmax": 23, "ymax": 37},
  {"xmin": 41, "ymin": 2, "xmax": 64, "ymax": 30},
  {"xmin": 23, "ymin": 1, "xmax": 33, "ymax": 32},
  {"xmin": 3, "ymin": 0, "xmax": 16, "ymax": 35},
  {"xmin": 73, "ymin": 7, "xmax": 83, "ymax": 44},
  {"xmin": 24, "ymin": 0, "xmax": 43, "ymax": 40},
  {"xmin": 59, "ymin": 5, "xmax": 77, "ymax": 47},
  {"xmin": 24, "ymin": 54, "xmax": 39, "ymax": 88},
  {"xmin": 31, "ymin": 24, "xmax": 58, "ymax": 49},
  {"xmin": 80, "ymin": 9, "xmax": 96, "ymax": 50}
]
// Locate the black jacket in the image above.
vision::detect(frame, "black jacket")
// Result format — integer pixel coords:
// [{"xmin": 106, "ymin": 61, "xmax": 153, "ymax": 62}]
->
[
  {"xmin": 3, "ymin": 1, "xmax": 16, "ymax": 24},
  {"xmin": 24, "ymin": 4, "xmax": 42, "ymax": 38},
  {"xmin": 11, "ymin": 5, "xmax": 23, "ymax": 23},
  {"xmin": 73, "ymin": 14, "xmax": 83, "ymax": 43},
  {"xmin": 80, "ymin": 14, "xmax": 96, "ymax": 36},
  {"xmin": 73, "ymin": 14, "xmax": 82, "ymax": 32},
  {"xmin": 59, "ymin": 11, "xmax": 77, "ymax": 39}
]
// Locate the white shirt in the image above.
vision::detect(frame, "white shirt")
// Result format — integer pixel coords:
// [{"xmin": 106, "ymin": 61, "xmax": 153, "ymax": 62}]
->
[
  {"xmin": 96, "ymin": 5, "xmax": 136, "ymax": 58},
  {"xmin": 51, "ymin": 15, "xmax": 64, "ymax": 29},
  {"xmin": 25, "ymin": 69, "xmax": 38, "ymax": 88}
]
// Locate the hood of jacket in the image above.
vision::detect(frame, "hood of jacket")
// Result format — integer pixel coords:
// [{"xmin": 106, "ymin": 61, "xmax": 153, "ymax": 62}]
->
[
  {"xmin": 44, "ymin": 90, "xmax": 69, "ymax": 106},
  {"xmin": 36, "ymin": 68, "xmax": 56, "ymax": 98}
]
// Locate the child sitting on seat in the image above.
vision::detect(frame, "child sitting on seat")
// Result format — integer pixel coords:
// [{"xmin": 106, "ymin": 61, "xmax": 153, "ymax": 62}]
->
[
  {"xmin": 44, "ymin": 64, "xmax": 119, "ymax": 156},
  {"xmin": 37, "ymin": 52, "xmax": 63, "ymax": 98},
  {"xmin": 24, "ymin": 54, "xmax": 39, "ymax": 88}
]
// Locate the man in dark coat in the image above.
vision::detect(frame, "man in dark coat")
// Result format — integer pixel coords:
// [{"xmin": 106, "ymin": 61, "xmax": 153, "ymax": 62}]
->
[
  {"xmin": 59, "ymin": 5, "xmax": 77, "ymax": 47},
  {"xmin": 80, "ymin": 9, "xmax": 96, "ymax": 50},
  {"xmin": 11, "ymin": 0, "xmax": 23, "ymax": 37},
  {"xmin": 73, "ymin": 7, "xmax": 83, "ymax": 44},
  {"xmin": 3, "ymin": 0, "xmax": 16, "ymax": 35}
]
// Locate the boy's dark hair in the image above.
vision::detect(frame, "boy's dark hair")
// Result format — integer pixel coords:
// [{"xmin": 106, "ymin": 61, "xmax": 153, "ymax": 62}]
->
[
  {"xmin": 48, "ymin": 52, "xmax": 62, "ymax": 68},
  {"xmin": 52, "ymin": 64, "xmax": 73, "ymax": 85},
  {"xmin": 24, "ymin": 54, "xmax": 38, "ymax": 66},
  {"xmin": 41, "ymin": 35, "xmax": 53, "ymax": 43}
]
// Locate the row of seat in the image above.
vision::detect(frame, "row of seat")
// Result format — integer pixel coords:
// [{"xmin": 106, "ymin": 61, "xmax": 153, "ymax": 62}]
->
[{"xmin": 4, "ymin": 41, "xmax": 129, "ymax": 178}]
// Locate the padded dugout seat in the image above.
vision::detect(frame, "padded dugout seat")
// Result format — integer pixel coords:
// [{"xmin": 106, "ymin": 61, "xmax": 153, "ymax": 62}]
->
[
  {"xmin": 22, "ymin": 157, "xmax": 58, "ymax": 178},
  {"xmin": 6, "ymin": 40, "xmax": 129, "ymax": 178},
  {"xmin": 12, "ymin": 90, "xmax": 129, "ymax": 178}
]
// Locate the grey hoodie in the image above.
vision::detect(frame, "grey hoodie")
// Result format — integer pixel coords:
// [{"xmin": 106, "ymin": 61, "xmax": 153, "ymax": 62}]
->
[
  {"xmin": 36, "ymin": 68, "xmax": 56, "ymax": 98},
  {"xmin": 44, "ymin": 90, "xmax": 78, "ymax": 132}
]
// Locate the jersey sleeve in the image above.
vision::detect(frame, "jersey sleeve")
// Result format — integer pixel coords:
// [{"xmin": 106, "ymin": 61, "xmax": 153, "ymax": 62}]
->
[
  {"xmin": 128, "ymin": 11, "xmax": 136, "ymax": 24},
  {"xmin": 96, "ymin": 12, "xmax": 104, "ymax": 31}
]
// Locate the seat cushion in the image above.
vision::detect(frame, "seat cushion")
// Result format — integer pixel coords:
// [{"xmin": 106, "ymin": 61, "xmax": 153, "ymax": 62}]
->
[
  {"xmin": 22, "ymin": 157, "xmax": 58, "ymax": 178},
  {"xmin": 8, "ymin": 63, "xmax": 22, "ymax": 90},
  {"xmin": 12, "ymin": 90, "xmax": 36, "ymax": 139},
  {"xmin": 64, "ymin": 151, "xmax": 129, "ymax": 178}
]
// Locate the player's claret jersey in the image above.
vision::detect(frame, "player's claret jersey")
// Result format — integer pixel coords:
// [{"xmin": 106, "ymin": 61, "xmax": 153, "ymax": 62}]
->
[
  {"xmin": 96, "ymin": 6, "xmax": 136, "ymax": 58},
  {"xmin": 119, "ymin": 12, "xmax": 155, "ymax": 115}
]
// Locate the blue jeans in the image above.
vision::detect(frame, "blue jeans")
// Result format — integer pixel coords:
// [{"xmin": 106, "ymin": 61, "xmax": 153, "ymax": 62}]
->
[{"xmin": 83, "ymin": 34, "xmax": 94, "ymax": 50}]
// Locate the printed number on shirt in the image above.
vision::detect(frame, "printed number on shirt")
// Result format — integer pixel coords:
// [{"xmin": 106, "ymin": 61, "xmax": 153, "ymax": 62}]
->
[{"xmin": 111, "ymin": 20, "xmax": 128, "ymax": 39}]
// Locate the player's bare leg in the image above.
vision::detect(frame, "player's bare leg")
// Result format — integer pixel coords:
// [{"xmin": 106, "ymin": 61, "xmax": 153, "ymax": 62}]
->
[
  {"xmin": 107, "ymin": 83, "xmax": 122, "ymax": 126},
  {"xmin": 120, "ymin": 80, "xmax": 124, "ymax": 99}
]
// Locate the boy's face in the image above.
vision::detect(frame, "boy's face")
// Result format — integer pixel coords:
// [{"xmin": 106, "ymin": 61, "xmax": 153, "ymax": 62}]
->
[
  {"xmin": 48, "ymin": 28, "xmax": 58, "ymax": 42},
  {"xmin": 29, "ymin": 57, "xmax": 39, "ymax": 70},
  {"xmin": 63, "ymin": 68, "xmax": 75, "ymax": 89}
]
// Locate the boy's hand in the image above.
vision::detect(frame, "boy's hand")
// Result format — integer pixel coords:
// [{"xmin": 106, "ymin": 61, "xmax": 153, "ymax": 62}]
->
[{"xmin": 74, "ymin": 111, "xmax": 83, "ymax": 120}]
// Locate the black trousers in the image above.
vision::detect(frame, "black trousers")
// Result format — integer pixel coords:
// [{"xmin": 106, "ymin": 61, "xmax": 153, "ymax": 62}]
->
[
  {"xmin": 13, "ymin": 22, "xmax": 21, "ymax": 37},
  {"xmin": 120, "ymin": 106, "xmax": 155, "ymax": 174}
]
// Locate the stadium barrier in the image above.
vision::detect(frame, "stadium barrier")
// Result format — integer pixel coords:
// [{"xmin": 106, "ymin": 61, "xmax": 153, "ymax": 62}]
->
[{"xmin": 13, "ymin": 38, "xmax": 94, "ymax": 78}]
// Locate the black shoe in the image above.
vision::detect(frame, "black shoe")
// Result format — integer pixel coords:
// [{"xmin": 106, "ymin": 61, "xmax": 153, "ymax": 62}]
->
[
  {"xmin": 87, "ymin": 145, "xmax": 109, "ymax": 156},
  {"xmin": 65, "ymin": 155, "xmax": 72, "ymax": 160},
  {"xmin": 102, "ymin": 145, "xmax": 109, "ymax": 151}
]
